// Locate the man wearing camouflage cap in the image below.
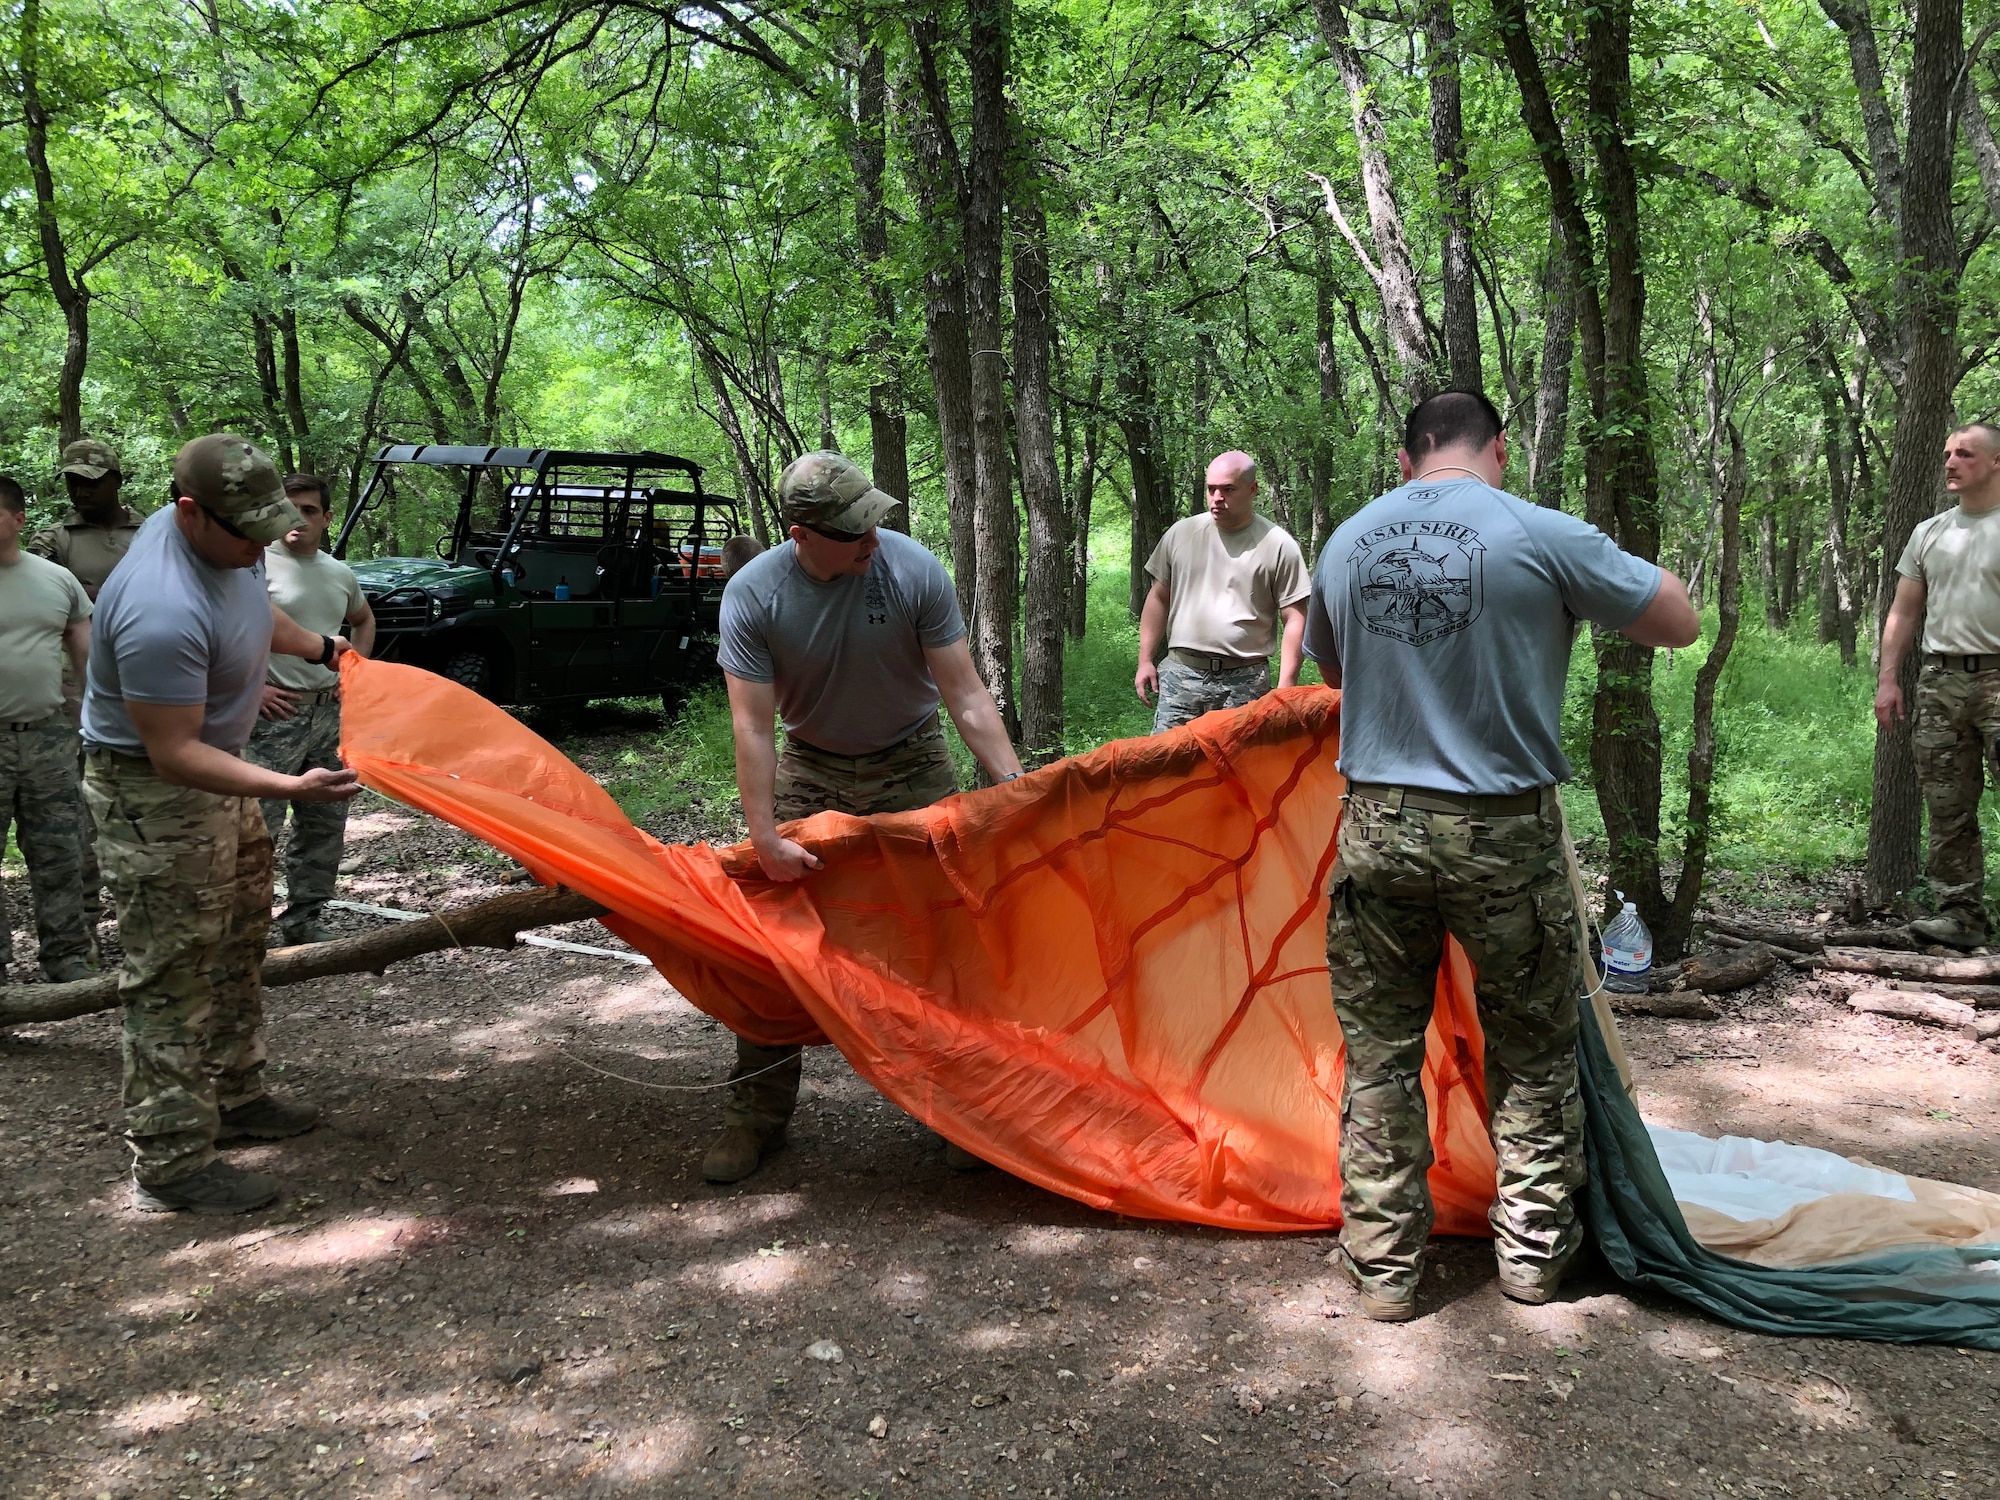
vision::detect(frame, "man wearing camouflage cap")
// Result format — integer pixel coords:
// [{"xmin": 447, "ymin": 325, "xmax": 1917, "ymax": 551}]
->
[
  {"xmin": 83, "ymin": 433, "xmax": 363, "ymax": 1216},
  {"xmin": 709, "ymin": 450, "xmax": 1024, "ymax": 1184},
  {"xmin": 30, "ymin": 437, "xmax": 147, "ymax": 924}
]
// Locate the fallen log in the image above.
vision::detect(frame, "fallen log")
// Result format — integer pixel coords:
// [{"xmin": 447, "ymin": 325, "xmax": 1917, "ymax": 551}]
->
[
  {"xmin": 0, "ymin": 886, "xmax": 609, "ymax": 1029},
  {"xmin": 1700, "ymin": 914, "xmax": 1915, "ymax": 954},
  {"xmin": 1817, "ymin": 946, "xmax": 2000, "ymax": 983},
  {"xmin": 1888, "ymin": 978, "xmax": 2000, "ymax": 1010},
  {"xmin": 1846, "ymin": 988, "xmax": 1976, "ymax": 1030},
  {"xmin": 1678, "ymin": 942, "xmax": 1780, "ymax": 994},
  {"xmin": 1964, "ymin": 1015, "xmax": 2000, "ymax": 1043},
  {"xmin": 1609, "ymin": 992, "xmax": 1719, "ymax": 1020}
]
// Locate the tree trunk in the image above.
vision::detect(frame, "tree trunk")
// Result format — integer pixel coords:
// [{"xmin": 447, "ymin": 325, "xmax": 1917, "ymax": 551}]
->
[
  {"xmin": 1310, "ymin": 0, "xmax": 1438, "ymax": 402},
  {"xmin": 270, "ymin": 207, "xmax": 312, "ymax": 473},
  {"xmin": 964, "ymin": 0, "xmax": 1018, "ymax": 734},
  {"xmin": 19, "ymin": 0, "xmax": 90, "ymax": 449},
  {"xmin": 1117, "ymin": 339, "xmax": 1170, "ymax": 618},
  {"xmin": 1665, "ymin": 412, "xmax": 1744, "ymax": 960},
  {"xmin": 1311, "ymin": 221, "xmax": 1340, "ymax": 554},
  {"xmin": 3, "ymin": 886, "xmax": 606, "ymax": 1030},
  {"xmin": 1012, "ymin": 179, "xmax": 1066, "ymax": 763},
  {"xmin": 1529, "ymin": 217, "xmax": 1574, "ymax": 508},
  {"xmin": 1580, "ymin": 0, "xmax": 1670, "ymax": 932},
  {"xmin": 901, "ymin": 22, "xmax": 979, "ymax": 618},
  {"xmin": 1067, "ymin": 354, "xmax": 1102, "ymax": 640},
  {"xmin": 1864, "ymin": 0, "xmax": 1963, "ymax": 908},
  {"xmin": 1759, "ymin": 506, "xmax": 1781, "ymax": 632},
  {"xmin": 1779, "ymin": 504, "xmax": 1802, "ymax": 623},
  {"xmin": 1424, "ymin": 0, "xmax": 1481, "ymax": 390},
  {"xmin": 848, "ymin": 28, "xmax": 910, "ymax": 532}
]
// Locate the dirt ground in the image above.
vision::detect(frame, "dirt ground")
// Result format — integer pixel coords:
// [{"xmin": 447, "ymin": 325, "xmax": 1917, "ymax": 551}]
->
[{"xmin": 4, "ymin": 719, "xmax": 1999, "ymax": 1500}]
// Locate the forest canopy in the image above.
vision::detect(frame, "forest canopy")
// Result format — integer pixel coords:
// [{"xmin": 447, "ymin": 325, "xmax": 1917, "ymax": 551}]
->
[{"xmin": 4, "ymin": 0, "xmax": 1995, "ymax": 955}]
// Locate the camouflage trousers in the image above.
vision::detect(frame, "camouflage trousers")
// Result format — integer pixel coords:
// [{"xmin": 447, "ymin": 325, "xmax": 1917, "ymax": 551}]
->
[
  {"xmin": 0, "ymin": 716, "xmax": 93, "ymax": 975},
  {"xmin": 1151, "ymin": 654, "xmax": 1271, "ymax": 734},
  {"xmin": 1325, "ymin": 787, "xmax": 1585, "ymax": 1298},
  {"xmin": 726, "ymin": 714, "xmax": 960, "ymax": 1136},
  {"xmin": 1912, "ymin": 664, "xmax": 2000, "ymax": 932},
  {"xmin": 244, "ymin": 700, "xmax": 349, "ymax": 935},
  {"xmin": 81, "ymin": 752, "xmax": 273, "ymax": 1187}
]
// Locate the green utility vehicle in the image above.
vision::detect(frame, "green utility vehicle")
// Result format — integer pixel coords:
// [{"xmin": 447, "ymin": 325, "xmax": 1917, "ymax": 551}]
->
[{"xmin": 332, "ymin": 445, "xmax": 749, "ymax": 711}]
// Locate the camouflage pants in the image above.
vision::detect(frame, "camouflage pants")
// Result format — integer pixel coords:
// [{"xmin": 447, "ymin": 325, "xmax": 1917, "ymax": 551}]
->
[
  {"xmin": 726, "ymin": 715, "xmax": 960, "ymax": 1136},
  {"xmin": 1325, "ymin": 788, "xmax": 1585, "ymax": 1298},
  {"xmin": 1912, "ymin": 664, "xmax": 2000, "ymax": 931},
  {"xmin": 0, "ymin": 717, "xmax": 93, "ymax": 975},
  {"xmin": 1151, "ymin": 655, "xmax": 1271, "ymax": 734},
  {"xmin": 245, "ymin": 701, "xmax": 349, "ymax": 932},
  {"xmin": 82, "ymin": 752, "xmax": 273, "ymax": 1187}
]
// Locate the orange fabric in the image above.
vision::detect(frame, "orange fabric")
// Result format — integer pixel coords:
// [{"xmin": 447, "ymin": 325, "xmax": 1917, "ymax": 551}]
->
[{"xmin": 339, "ymin": 655, "xmax": 1499, "ymax": 1233}]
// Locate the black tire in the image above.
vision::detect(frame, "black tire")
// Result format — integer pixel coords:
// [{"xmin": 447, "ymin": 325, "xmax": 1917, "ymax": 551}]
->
[{"xmin": 442, "ymin": 647, "xmax": 495, "ymax": 696}]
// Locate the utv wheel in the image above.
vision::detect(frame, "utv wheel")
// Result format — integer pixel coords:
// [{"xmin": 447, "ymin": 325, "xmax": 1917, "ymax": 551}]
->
[{"xmin": 442, "ymin": 648, "xmax": 495, "ymax": 695}]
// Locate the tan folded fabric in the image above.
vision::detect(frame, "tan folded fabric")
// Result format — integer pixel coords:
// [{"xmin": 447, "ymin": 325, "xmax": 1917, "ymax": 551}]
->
[{"xmin": 1683, "ymin": 1174, "xmax": 2000, "ymax": 1268}]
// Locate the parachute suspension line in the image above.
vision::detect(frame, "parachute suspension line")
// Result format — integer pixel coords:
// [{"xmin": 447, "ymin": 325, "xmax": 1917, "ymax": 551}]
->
[{"xmin": 1556, "ymin": 797, "xmax": 1637, "ymax": 1099}]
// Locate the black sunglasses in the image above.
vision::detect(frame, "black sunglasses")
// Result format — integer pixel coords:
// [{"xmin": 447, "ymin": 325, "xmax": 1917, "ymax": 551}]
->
[
  {"xmin": 804, "ymin": 521, "xmax": 868, "ymax": 544},
  {"xmin": 202, "ymin": 506, "xmax": 251, "ymax": 541}
]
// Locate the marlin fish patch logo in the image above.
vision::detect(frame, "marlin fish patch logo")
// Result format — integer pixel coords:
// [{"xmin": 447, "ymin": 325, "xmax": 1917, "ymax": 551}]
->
[{"xmin": 1348, "ymin": 517, "xmax": 1483, "ymax": 646}]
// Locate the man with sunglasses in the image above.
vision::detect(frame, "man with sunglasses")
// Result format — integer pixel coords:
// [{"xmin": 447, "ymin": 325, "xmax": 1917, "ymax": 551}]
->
[
  {"xmin": 708, "ymin": 450, "xmax": 1024, "ymax": 1184},
  {"xmin": 81, "ymin": 434, "xmax": 364, "ymax": 1216}
]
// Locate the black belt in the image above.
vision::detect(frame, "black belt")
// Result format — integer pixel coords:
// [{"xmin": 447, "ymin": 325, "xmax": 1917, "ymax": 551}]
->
[
  {"xmin": 1168, "ymin": 647, "xmax": 1268, "ymax": 674},
  {"xmin": 271, "ymin": 684, "xmax": 342, "ymax": 706},
  {"xmin": 1929, "ymin": 653, "xmax": 2000, "ymax": 673},
  {"xmin": 1346, "ymin": 782, "xmax": 1551, "ymax": 817}
]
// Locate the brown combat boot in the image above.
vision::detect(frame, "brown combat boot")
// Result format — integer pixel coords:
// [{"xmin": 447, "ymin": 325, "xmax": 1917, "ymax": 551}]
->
[
  {"xmin": 1910, "ymin": 913, "xmax": 1988, "ymax": 952},
  {"xmin": 1331, "ymin": 1247, "xmax": 1417, "ymax": 1323},
  {"xmin": 701, "ymin": 1124, "xmax": 785, "ymax": 1184}
]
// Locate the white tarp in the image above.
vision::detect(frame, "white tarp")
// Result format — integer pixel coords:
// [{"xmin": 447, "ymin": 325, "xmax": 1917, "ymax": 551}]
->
[{"xmin": 1648, "ymin": 1124, "xmax": 1916, "ymax": 1223}]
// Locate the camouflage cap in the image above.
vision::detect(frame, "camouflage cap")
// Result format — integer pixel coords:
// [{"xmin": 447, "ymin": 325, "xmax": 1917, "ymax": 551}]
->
[
  {"xmin": 59, "ymin": 437, "xmax": 122, "ymax": 480},
  {"xmin": 172, "ymin": 433, "xmax": 303, "ymax": 544},
  {"xmin": 778, "ymin": 450, "xmax": 901, "ymax": 534}
]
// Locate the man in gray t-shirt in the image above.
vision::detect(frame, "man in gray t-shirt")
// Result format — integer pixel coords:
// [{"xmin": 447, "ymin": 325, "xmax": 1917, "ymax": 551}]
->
[
  {"xmin": 705, "ymin": 450, "xmax": 1024, "ymax": 1186},
  {"xmin": 1303, "ymin": 391, "xmax": 1695, "ymax": 1323},
  {"xmin": 81, "ymin": 434, "xmax": 363, "ymax": 1219}
]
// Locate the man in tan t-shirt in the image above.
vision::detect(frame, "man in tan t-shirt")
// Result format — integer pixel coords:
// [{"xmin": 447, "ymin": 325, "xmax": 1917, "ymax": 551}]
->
[
  {"xmin": 0, "ymin": 473, "xmax": 96, "ymax": 983},
  {"xmin": 1136, "ymin": 450, "xmax": 1310, "ymax": 733},
  {"xmin": 1877, "ymin": 421, "xmax": 2000, "ymax": 949},
  {"xmin": 243, "ymin": 475, "xmax": 376, "ymax": 945}
]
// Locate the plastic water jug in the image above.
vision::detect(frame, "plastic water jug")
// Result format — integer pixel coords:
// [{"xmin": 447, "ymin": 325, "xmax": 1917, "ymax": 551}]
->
[
  {"xmin": 554, "ymin": 577, "xmax": 570, "ymax": 601},
  {"xmin": 1600, "ymin": 891, "xmax": 1653, "ymax": 993}
]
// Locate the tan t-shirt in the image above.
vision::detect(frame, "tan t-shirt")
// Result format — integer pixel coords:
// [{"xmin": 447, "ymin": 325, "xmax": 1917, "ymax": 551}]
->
[
  {"xmin": 1897, "ymin": 505, "xmax": 2000, "ymax": 655},
  {"xmin": 0, "ymin": 551, "xmax": 92, "ymax": 723},
  {"xmin": 1146, "ymin": 512, "xmax": 1311, "ymax": 660},
  {"xmin": 27, "ymin": 505, "xmax": 146, "ymax": 597},
  {"xmin": 264, "ymin": 544, "xmax": 366, "ymax": 692}
]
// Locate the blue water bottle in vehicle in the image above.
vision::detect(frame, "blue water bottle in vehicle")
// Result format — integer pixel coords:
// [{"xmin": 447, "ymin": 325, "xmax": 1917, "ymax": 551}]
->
[
  {"xmin": 1600, "ymin": 891, "xmax": 1654, "ymax": 993},
  {"xmin": 554, "ymin": 577, "xmax": 570, "ymax": 601}
]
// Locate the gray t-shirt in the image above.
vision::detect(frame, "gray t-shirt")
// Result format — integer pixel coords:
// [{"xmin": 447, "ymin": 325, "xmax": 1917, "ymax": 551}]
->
[
  {"xmin": 718, "ymin": 530, "xmax": 966, "ymax": 756},
  {"xmin": 82, "ymin": 506, "xmax": 274, "ymax": 757},
  {"xmin": 1305, "ymin": 477, "xmax": 1661, "ymax": 794}
]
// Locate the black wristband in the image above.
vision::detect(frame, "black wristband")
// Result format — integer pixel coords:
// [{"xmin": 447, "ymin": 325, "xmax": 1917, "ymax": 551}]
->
[{"xmin": 317, "ymin": 635, "xmax": 337, "ymax": 666}]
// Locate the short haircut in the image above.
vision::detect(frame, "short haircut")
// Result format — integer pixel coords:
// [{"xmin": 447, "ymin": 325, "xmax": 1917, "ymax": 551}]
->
[
  {"xmin": 283, "ymin": 472, "xmax": 331, "ymax": 508},
  {"xmin": 721, "ymin": 534, "xmax": 766, "ymax": 578},
  {"xmin": 1207, "ymin": 450, "xmax": 1257, "ymax": 485},
  {"xmin": 1951, "ymin": 421, "xmax": 2000, "ymax": 452},
  {"xmin": 0, "ymin": 474, "xmax": 24, "ymax": 513},
  {"xmin": 1403, "ymin": 390, "xmax": 1504, "ymax": 459}
]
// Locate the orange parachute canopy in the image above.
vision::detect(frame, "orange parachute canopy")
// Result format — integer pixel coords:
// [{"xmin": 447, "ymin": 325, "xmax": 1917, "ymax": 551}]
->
[{"xmin": 339, "ymin": 655, "xmax": 1497, "ymax": 1234}]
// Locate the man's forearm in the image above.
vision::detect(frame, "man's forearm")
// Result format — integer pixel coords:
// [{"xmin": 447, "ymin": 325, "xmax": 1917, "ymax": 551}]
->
[
  {"xmin": 271, "ymin": 603, "xmax": 327, "ymax": 660},
  {"xmin": 947, "ymin": 694, "xmax": 1024, "ymax": 781},
  {"xmin": 1138, "ymin": 589, "xmax": 1168, "ymax": 664},
  {"xmin": 350, "ymin": 613, "xmax": 377, "ymax": 657},
  {"xmin": 1879, "ymin": 615, "xmax": 1920, "ymax": 682},
  {"xmin": 149, "ymin": 737, "xmax": 302, "ymax": 798},
  {"xmin": 1277, "ymin": 610, "xmax": 1305, "ymax": 687},
  {"xmin": 734, "ymin": 726, "xmax": 781, "ymax": 844}
]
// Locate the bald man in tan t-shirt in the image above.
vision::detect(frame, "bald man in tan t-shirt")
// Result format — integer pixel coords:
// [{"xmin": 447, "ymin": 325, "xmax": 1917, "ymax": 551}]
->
[
  {"xmin": 1135, "ymin": 451, "xmax": 1310, "ymax": 733},
  {"xmin": 1877, "ymin": 421, "xmax": 2000, "ymax": 950}
]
